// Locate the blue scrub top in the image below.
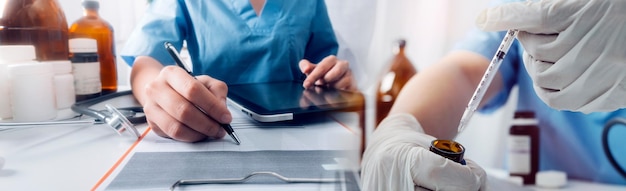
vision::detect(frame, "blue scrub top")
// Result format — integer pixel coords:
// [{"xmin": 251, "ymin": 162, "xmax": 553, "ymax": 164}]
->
[
  {"xmin": 456, "ymin": 0, "xmax": 626, "ymax": 185},
  {"xmin": 122, "ymin": 0, "xmax": 338, "ymax": 85}
]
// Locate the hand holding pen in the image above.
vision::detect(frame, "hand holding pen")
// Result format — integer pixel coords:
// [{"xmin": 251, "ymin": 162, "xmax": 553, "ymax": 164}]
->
[{"xmin": 142, "ymin": 41, "xmax": 239, "ymax": 143}]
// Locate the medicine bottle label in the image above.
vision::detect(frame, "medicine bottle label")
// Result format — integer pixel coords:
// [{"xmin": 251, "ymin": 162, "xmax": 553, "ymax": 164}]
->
[
  {"xmin": 73, "ymin": 62, "xmax": 101, "ymax": 95},
  {"xmin": 508, "ymin": 135, "xmax": 531, "ymax": 174}
]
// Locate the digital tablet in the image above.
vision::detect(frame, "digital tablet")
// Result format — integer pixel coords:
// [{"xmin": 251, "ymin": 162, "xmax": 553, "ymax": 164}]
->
[{"xmin": 227, "ymin": 81, "xmax": 364, "ymax": 122}]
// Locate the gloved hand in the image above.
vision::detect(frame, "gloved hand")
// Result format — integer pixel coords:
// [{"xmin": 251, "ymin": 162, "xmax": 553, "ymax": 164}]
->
[
  {"xmin": 361, "ymin": 114, "xmax": 486, "ymax": 191},
  {"xmin": 476, "ymin": 0, "xmax": 626, "ymax": 113}
]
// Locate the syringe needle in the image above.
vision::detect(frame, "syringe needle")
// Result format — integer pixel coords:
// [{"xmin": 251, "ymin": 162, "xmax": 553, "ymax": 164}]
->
[{"xmin": 457, "ymin": 29, "xmax": 519, "ymax": 134}]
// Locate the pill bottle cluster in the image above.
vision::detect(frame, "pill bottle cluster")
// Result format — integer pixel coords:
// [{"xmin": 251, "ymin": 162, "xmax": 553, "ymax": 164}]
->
[{"xmin": 0, "ymin": 0, "xmax": 117, "ymax": 122}]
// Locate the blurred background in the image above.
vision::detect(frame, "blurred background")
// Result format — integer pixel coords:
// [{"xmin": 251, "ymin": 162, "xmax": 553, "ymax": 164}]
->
[{"xmin": 56, "ymin": 0, "xmax": 513, "ymax": 170}]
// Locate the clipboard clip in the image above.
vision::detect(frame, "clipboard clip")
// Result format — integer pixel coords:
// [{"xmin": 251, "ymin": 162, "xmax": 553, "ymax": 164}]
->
[{"xmin": 170, "ymin": 171, "xmax": 344, "ymax": 191}]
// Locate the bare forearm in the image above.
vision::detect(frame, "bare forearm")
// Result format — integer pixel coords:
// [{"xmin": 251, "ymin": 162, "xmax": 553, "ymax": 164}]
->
[
  {"xmin": 388, "ymin": 51, "xmax": 501, "ymax": 140},
  {"xmin": 130, "ymin": 56, "xmax": 164, "ymax": 105}
]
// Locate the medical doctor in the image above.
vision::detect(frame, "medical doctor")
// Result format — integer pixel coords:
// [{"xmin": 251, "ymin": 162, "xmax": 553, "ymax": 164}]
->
[
  {"xmin": 361, "ymin": 0, "xmax": 626, "ymax": 190},
  {"xmin": 121, "ymin": 0, "xmax": 356, "ymax": 142}
]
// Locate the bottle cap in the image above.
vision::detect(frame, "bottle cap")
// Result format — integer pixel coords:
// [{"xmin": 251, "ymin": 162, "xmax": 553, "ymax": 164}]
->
[
  {"xmin": 8, "ymin": 62, "xmax": 53, "ymax": 76},
  {"xmin": 396, "ymin": 39, "xmax": 406, "ymax": 48},
  {"xmin": 69, "ymin": 38, "xmax": 98, "ymax": 53},
  {"xmin": 42, "ymin": 60, "xmax": 72, "ymax": 74},
  {"xmin": 536, "ymin": 170, "xmax": 567, "ymax": 188},
  {"xmin": 514, "ymin": 111, "xmax": 535, "ymax": 119},
  {"xmin": 0, "ymin": 45, "xmax": 36, "ymax": 63},
  {"xmin": 82, "ymin": 0, "xmax": 100, "ymax": 9}
]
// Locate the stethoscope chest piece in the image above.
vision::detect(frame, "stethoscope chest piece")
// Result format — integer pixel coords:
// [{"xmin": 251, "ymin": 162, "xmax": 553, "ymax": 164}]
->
[{"xmin": 104, "ymin": 104, "xmax": 140, "ymax": 139}]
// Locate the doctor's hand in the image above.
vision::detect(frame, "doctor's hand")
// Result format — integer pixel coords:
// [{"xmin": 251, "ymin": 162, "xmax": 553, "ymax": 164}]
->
[
  {"xmin": 142, "ymin": 66, "xmax": 230, "ymax": 142},
  {"xmin": 476, "ymin": 0, "xmax": 626, "ymax": 113},
  {"xmin": 300, "ymin": 55, "xmax": 356, "ymax": 91},
  {"xmin": 361, "ymin": 114, "xmax": 486, "ymax": 191}
]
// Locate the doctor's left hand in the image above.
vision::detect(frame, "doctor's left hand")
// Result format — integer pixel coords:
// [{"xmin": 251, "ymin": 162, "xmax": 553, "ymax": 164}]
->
[{"xmin": 300, "ymin": 55, "xmax": 356, "ymax": 91}]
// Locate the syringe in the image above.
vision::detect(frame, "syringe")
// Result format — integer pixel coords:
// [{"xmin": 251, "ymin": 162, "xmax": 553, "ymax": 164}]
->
[{"xmin": 457, "ymin": 29, "xmax": 519, "ymax": 133}]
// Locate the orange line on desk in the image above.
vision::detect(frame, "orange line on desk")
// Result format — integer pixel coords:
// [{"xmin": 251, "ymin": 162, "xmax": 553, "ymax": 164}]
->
[
  {"xmin": 91, "ymin": 127, "xmax": 152, "ymax": 191},
  {"xmin": 329, "ymin": 115, "xmax": 357, "ymax": 135}
]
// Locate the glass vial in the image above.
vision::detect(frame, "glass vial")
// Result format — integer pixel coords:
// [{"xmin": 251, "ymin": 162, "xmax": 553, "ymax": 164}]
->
[
  {"xmin": 70, "ymin": 38, "xmax": 101, "ymax": 101},
  {"xmin": 375, "ymin": 39, "xmax": 417, "ymax": 126},
  {"xmin": 430, "ymin": 139, "xmax": 466, "ymax": 165},
  {"xmin": 8, "ymin": 62, "xmax": 57, "ymax": 122},
  {"xmin": 0, "ymin": 0, "xmax": 69, "ymax": 61},
  {"xmin": 508, "ymin": 111, "xmax": 540, "ymax": 184},
  {"xmin": 69, "ymin": 0, "xmax": 117, "ymax": 95}
]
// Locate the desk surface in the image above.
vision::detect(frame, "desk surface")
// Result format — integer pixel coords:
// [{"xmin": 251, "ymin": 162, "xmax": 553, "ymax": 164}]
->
[{"xmin": 0, "ymin": 98, "xmax": 624, "ymax": 190}]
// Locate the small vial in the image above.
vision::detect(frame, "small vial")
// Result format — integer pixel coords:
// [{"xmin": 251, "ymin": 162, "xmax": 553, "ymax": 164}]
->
[
  {"xmin": 8, "ymin": 62, "xmax": 57, "ymax": 122},
  {"xmin": 70, "ymin": 38, "xmax": 101, "ymax": 101},
  {"xmin": 45, "ymin": 60, "xmax": 76, "ymax": 109},
  {"xmin": 0, "ymin": 45, "xmax": 37, "ymax": 120},
  {"xmin": 508, "ymin": 111, "xmax": 540, "ymax": 184},
  {"xmin": 430, "ymin": 139, "xmax": 466, "ymax": 165}
]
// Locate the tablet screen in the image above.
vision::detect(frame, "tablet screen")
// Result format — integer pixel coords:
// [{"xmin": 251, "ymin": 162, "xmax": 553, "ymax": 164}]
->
[{"xmin": 227, "ymin": 81, "xmax": 363, "ymax": 116}]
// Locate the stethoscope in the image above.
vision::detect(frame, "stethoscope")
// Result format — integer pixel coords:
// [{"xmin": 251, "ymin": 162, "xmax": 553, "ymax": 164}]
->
[
  {"xmin": 602, "ymin": 118, "xmax": 626, "ymax": 179},
  {"xmin": 0, "ymin": 90, "xmax": 145, "ymax": 139}
]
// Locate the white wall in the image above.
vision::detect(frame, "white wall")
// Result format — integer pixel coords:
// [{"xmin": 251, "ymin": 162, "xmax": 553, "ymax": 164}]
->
[{"xmin": 58, "ymin": 0, "xmax": 513, "ymax": 169}]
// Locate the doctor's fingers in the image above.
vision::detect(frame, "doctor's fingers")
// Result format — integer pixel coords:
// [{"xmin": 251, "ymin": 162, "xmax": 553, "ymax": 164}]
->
[
  {"xmin": 329, "ymin": 70, "xmax": 355, "ymax": 90},
  {"xmin": 317, "ymin": 59, "xmax": 353, "ymax": 88},
  {"xmin": 476, "ymin": 0, "xmax": 578, "ymax": 34},
  {"xmin": 143, "ymin": 101, "xmax": 208, "ymax": 142},
  {"xmin": 412, "ymin": 153, "xmax": 486, "ymax": 191},
  {"xmin": 147, "ymin": 74, "xmax": 227, "ymax": 139},
  {"xmin": 301, "ymin": 56, "xmax": 338, "ymax": 88},
  {"xmin": 160, "ymin": 67, "xmax": 232, "ymax": 124},
  {"xmin": 517, "ymin": 32, "xmax": 563, "ymax": 63},
  {"xmin": 194, "ymin": 75, "xmax": 232, "ymax": 121}
]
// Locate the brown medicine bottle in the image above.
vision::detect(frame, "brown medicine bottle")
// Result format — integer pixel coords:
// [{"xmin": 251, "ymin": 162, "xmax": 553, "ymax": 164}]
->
[
  {"xmin": 0, "ymin": 0, "xmax": 69, "ymax": 61},
  {"xmin": 69, "ymin": 0, "xmax": 117, "ymax": 95},
  {"xmin": 375, "ymin": 39, "xmax": 417, "ymax": 126},
  {"xmin": 508, "ymin": 111, "xmax": 540, "ymax": 184}
]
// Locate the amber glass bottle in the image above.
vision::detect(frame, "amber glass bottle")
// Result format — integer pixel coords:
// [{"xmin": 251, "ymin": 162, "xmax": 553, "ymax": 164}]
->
[
  {"xmin": 509, "ymin": 111, "xmax": 540, "ymax": 184},
  {"xmin": 0, "ymin": 0, "xmax": 69, "ymax": 61},
  {"xmin": 68, "ymin": 0, "xmax": 117, "ymax": 95},
  {"xmin": 375, "ymin": 39, "xmax": 417, "ymax": 126}
]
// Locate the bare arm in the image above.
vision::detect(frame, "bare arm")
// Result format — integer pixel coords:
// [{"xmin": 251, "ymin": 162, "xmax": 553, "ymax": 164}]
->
[{"xmin": 389, "ymin": 50, "xmax": 502, "ymax": 140}]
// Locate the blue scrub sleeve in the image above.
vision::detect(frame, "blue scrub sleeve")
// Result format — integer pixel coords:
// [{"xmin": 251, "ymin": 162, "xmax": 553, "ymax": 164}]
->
[
  {"xmin": 453, "ymin": 28, "xmax": 522, "ymax": 113},
  {"xmin": 121, "ymin": 0, "xmax": 189, "ymax": 67},
  {"xmin": 303, "ymin": 0, "xmax": 339, "ymax": 63}
]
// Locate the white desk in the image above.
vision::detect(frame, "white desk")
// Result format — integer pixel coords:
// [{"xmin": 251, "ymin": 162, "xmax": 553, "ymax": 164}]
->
[
  {"xmin": 0, "ymin": 122, "xmax": 146, "ymax": 190},
  {"xmin": 0, "ymin": 96, "xmax": 624, "ymax": 190},
  {"xmin": 0, "ymin": 94, "xmax": 363, "ymax": 191}
]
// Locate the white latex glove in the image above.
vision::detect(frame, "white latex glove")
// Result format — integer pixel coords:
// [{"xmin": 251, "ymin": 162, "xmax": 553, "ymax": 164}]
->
[
  {"xmin": 476, "ymin": 0, "xmax": 626, "ymax": 113},
  {"xmin": 361, "ymin": 114, "xmax": 486, "ymax": 191}
]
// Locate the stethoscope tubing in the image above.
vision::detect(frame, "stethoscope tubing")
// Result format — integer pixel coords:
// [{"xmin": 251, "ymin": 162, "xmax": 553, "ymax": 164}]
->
[{"xmin": 71, "ymin": 90, "xmax": 146, "ymax": 124}]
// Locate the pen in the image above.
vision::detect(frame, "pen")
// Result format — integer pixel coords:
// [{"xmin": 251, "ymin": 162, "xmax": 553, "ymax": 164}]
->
[{"xmin": 164, "ymin": 42, "xmax": 241, "ymax": 145}]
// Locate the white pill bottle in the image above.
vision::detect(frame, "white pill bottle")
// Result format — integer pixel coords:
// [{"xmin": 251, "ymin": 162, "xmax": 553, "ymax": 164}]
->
[{"xmin": 8, "ymin": 59, "xmax": 57, "ymax": 122}]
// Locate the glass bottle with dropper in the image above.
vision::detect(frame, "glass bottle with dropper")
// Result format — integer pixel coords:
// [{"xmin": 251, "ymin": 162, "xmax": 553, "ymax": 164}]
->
[{"xmin": 68, "ymin": 0, "xmax": 117, "ymax": 95}]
